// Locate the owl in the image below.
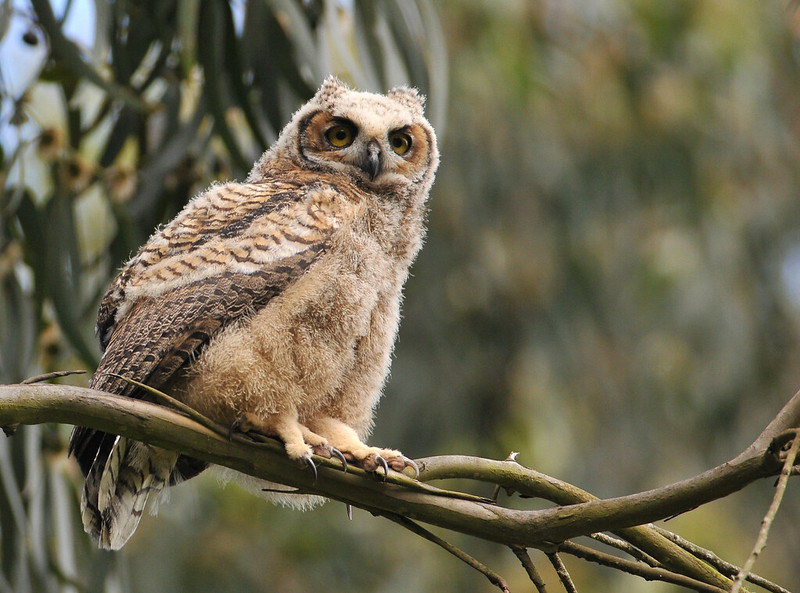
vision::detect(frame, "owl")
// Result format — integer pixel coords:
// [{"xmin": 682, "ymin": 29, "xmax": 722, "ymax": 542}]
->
[{"xmin": 68, "ymin": 76, "xmax": 439, "ymax": 550}]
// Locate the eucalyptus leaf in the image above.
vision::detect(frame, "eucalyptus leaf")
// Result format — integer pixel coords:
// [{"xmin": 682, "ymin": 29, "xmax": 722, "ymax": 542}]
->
[
  {"xmin": 197, "ymin": 0, "xmax": 249, "ymax": 174},
  {"xmin": 127, "ymin": 99, "xmax": 206, "ymax": 223},
  {"xmin": 98, "ymin": 104, "xmax": 139, "ymax": 168},
  {"xmin": 265, "ymin": 0, "xmax": 321, "ymax": 84},
  {"xmin": 353, "ymin": 0, "xmax": 384, "ymax": 89},
  {"xmin": 222, "ymin": 3, "xmax": 270, "ymax": 152},
  {"xmin": 0, "ymin": 270, "xmax": 36, "ymax": 383},
  {"xmin": 175, "ymin": 0, "xmax": 197, "ymax": 76},
  {"xmin": 44, "ymin": 192, "xmax": 98, "ymax": 367},
  {"xmin": 29, "ymin": 0, "xmax": 147, "ymax": 111}
]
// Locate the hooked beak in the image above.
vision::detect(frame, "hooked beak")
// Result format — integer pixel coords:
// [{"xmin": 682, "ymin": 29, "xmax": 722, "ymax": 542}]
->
[{"xmin": 359, "ymin": 140, "xmax": 382, "ymax": 181}]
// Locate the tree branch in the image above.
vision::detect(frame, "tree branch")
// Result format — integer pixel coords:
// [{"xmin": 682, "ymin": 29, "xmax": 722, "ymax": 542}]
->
[
  {"xmin": 732, "ymin": 388, "xmax": 800, "ymax": 464},
  {"xmin": 558, "ymin": 541, "xmax": 728, "ymax": 593},
  {"xmin": 731, "ymin": 432, "xmax": 800, "ymax": 593},
  {"xmin": 381, "ymin": 513, "xmax": 510, "ymax": 593},
  {"xmin": 0, "ymin": 382, "xmax": 796, "ymax": 592},
  {"xmin": 510, "ymin": 546, "xmax": 548, "ymax": 593}
]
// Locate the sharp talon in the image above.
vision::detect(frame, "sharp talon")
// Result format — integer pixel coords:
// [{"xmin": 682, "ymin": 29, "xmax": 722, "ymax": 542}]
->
[
  {"xmin": 345, "ymin": 503, "xmax": 353, "ymax": 520},
  {"xmin": 376, "ymin": 455, "xmax": 389, "ymax": 480},
  {"xmin": 404, "ymin": 457, "xmax": 420, "ymax": 479},
  {"xmin": 227, "ymin": 419, "xmax": 242, "ymax": 440},
  {"xmin": 303, "ymin": 453, "xmax": 318, "ymax": 482},
  {"xmin": 330, "ymin": 447, "xmax": 348, "ymax": 472}
]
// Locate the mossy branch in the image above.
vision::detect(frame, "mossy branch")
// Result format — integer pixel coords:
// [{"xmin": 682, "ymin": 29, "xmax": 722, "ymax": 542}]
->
[{"xmin": 1, "ymin": 382, "xmax": 797, "ymax": 592}]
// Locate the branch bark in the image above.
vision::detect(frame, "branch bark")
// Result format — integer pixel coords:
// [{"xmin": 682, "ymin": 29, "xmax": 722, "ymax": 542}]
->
[{"xmin": 0, "ymin": 382, "xmax": 796, "ymax": 592}]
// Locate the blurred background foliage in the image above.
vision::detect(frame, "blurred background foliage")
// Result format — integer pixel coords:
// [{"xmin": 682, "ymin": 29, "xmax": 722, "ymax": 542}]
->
[{"xmin": 2, "ymin": 0, "xmax": 800, "ymax": 591}]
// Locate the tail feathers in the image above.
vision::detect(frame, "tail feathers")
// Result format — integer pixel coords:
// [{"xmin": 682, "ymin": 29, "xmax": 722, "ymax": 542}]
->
[{"xmin": 81, "ymin": 437, "xmax": 178, "ymax": 550}]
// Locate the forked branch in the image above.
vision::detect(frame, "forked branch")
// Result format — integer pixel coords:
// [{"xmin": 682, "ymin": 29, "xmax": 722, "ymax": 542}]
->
[{"xmin": 0, "ymin": 382, "xmax": 797, "ymax": 592}]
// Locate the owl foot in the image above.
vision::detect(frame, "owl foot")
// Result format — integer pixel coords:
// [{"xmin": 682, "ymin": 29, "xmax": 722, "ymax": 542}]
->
[
  {"xmin": 353, "ymin": 452, "xmax": 418, "ymax": 479},
  {"xmin": 307, "ymin": 417, "xmax": 419, "ymax": 479},
  {"xmin": 311, "ymin": 444, "xmax": 348, "ymax": 472},
  {"xmin": 292, "ymin": 446, "xmax": 349, "ymax": 483},
  {"xmin": 231, "ymin": 412, "xmax": 329, "ymax": 462}
]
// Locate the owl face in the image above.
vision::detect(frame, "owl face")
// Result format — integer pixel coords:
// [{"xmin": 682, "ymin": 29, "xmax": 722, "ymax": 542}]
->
[{"xmin": 265, "ymin": 77, "xmax": 438, "ymax": 194}]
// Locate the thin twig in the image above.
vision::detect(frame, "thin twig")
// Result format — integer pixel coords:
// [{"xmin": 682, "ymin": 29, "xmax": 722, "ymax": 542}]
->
[
  {"xmin": 381, "ymin": 513, "xmax": 510, "ymax": 593},
  {"xmin": 559, "ymin": 541, "xmax": 728, "ymax": 593},
  {"xmin": 731, "ymin": 433, "xmax": 800, "ymax": 593},
  {"xmin": 652, "ymin": 526, "xmax": 792, "ymax": 593},
  {"xmin": 21, "ymin": 370, "xmax": 86, "ymax": 384},
  {"xmin": 589, "ymin": 532, "xmax": 661, "ymax": 567},
  {"xmin": 546, "ymin": 552, "xmax": 578, "ymax": 593},
  {"xmin": 510, "ymin": 546, "xmax": 548, "ymax": 593}
]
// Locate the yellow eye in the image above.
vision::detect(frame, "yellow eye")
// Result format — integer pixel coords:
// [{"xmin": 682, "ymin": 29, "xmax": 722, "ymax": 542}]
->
[
  {"xmin": 389, "ymin": 131, "xmax": 412, "ymax": 155},
  {"xmin": 325, "ymin": 123, "xmax": 355, "ymax": 148}
]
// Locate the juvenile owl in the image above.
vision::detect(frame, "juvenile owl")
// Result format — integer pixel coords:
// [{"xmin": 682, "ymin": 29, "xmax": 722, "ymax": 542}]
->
[{"xmin": 68, "ymin": 76, "xmax": 439, "ymax": 550}]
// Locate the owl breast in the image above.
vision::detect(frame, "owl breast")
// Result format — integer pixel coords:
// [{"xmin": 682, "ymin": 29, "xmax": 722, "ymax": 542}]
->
[{"xmin": 174, "ymin": 201, "xmax": 408, "ymax": 439}]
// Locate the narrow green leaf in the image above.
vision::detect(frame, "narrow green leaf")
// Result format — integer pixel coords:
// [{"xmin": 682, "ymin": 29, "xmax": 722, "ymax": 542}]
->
[
  {"xmin": 265, "ymin": 0, "xmax": 321, "ymax": 83},
  {"xmin": 29, "ymin": 0, "xmax": 148, "ymax": 111},
  {"xmin": 197, "ymin": 0, "xmax": 249, "ymax": 174},
  {"xmin": 354, "ymin": 0, "xmax": 384, "ymax": 88},
  {"xmin": 0, "ymin": 269, "xmax": 37, "ymax": 383},
  {"xmin": 127, "ymin": 98, "xmax": 206, "ymax": 222},
  {"xmin": 98, "ymin": 105, "xmax": 139, "ymax": 167},
  {"xmin": 0, "ymin": 437, "xmax": 28, "ymax": 538},
  {"xmin": 91, "ymin": 0, "xmax": 112, "ymax": 63},
  {"xmin": 44, "ymin": 192, "xmax": 99, "ymax": 367},
  {"xmin": 241, "ymin": 0, "xmax": 283, "ymax": 134},
  {"xmin": 12, "ymin": 191, "xmax": 48, "ymax": 321},
  {"xmin": 371, "ymin": 3, "xmax": 410, "ymax": 89},
  {"xmin": 177, "ymin": 0, "xmax": 200, "ymax": 76},
  {"xmin": 416, "ymin": 0, "xmax": 448, "ymax": 132},
  {"xmin": 222, "ymin": 2, "xmax": 270, "ymax": 152}
]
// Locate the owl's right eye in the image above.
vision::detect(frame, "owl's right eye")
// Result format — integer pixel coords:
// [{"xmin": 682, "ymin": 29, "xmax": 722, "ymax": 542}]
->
[{"xmin": 325, "ymin": 123, "xmax": 356, "ymax": 148}]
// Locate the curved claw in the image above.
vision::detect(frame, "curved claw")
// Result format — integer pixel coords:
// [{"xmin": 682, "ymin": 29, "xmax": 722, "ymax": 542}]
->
[
  {"xmin": 227, "ymin": 419, "xmax": 243, "ymax": 440},
  {"xmin": 302, "ymin": 453, "xmax": 318, "ymax": 482},
  {"xmin": 403, "ymin": 456, "xmax": 420, "ymax": 479},
  {"xmin": 330, "ymin": 447, "xmax": 348, "ymax": 473},
  {"xmin": 375, "ymin": 455, "xmax": 390, "ymax": 480}
]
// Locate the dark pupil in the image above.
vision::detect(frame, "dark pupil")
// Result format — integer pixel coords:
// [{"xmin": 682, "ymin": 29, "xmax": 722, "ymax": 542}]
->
[
  {"xmin": 335, "ymin": 129, "xmax": 348, "ymax": 141},
  {"xmin": 393, "ymin": 137, "xmax": 404, "ymax": 148}
]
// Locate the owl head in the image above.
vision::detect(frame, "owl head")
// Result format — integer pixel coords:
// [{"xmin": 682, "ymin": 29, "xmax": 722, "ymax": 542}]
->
[{"xmin": 250, "ymin": 77, "xmax": 439, "ymax": 197}]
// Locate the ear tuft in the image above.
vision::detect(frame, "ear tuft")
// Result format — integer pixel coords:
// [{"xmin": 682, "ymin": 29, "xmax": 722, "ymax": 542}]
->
[
  {"xmin": 315, "ymin": 76, "xmax": 348, "ymax": 107},
  {"xmin": 388, "ymin": 86, "xmax": 426, "ymax": 116}
]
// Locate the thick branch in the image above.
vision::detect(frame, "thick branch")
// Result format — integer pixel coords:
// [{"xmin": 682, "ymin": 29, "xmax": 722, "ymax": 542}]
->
[{"xmin": 0, "ymin": 383, "xmax": 793, "ymax": 591}]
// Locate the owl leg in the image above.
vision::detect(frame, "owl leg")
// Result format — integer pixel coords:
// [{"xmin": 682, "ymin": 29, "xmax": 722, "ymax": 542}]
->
[
  {"xmin": 307, "ymin": 416, "xmax": 418, "ymax": 477},
  {"xmin": 237, "ymin": 411, "xmax": 328, "ymax": 461}
]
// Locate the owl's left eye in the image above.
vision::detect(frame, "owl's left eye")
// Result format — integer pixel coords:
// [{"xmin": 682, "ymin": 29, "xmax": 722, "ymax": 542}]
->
[
  {"xmin": 389, "ymin": 131, "xmax": 412, "ymax": 155},
  {"xmin": 325, "ymin": 123, "xmax": 356, "ymax": 148}
]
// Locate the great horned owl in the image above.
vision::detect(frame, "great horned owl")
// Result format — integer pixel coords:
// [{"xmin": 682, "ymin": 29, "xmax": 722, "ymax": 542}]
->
[{"xmin": 68, "ymin": 76, "xmax": 439, "ymax": 550}]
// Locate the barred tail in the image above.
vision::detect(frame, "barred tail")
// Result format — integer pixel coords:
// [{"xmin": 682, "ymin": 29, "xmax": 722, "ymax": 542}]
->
[{"xmin": 81, "ymin": 436, "xmax": 178, "ymax": 550}]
